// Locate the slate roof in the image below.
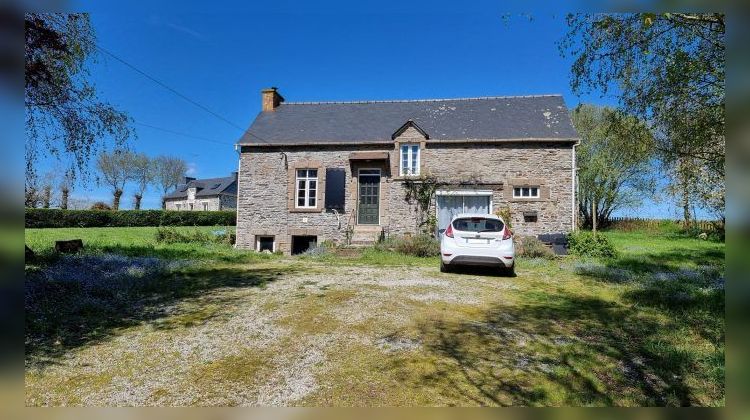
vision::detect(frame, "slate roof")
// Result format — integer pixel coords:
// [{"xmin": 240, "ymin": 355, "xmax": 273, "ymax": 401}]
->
[
  {"xmin": 164, "ymin": 175, "xmax": 237, "ymax": 200},
  {"xmin": 238, "ymin": 95, "xmax": 579, "ymax": 146}
]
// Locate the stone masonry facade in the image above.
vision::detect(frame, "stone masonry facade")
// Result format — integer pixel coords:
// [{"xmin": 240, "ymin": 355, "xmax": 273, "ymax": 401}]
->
[
  {"xmin": 236, "ymin": 126, "xmax": 575, "ymax": 254},
  {"xmin": 164, "ymin": 194, "xmax": 237, "ymax": 211}
]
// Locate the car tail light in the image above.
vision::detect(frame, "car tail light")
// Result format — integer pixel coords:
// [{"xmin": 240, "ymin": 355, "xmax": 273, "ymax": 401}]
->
[
  {"xmin": 502, "ymin": 227, "xmax": 512, "ymax": 240},
  {"xmin": 445, "ymin": 224, "xmax": 454, "ymax": 238}
]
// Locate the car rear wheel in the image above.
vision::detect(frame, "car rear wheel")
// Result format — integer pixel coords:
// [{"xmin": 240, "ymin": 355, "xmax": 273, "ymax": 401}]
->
[
  {"xmin": 501, "ymin": 262, "xmax": 516, "ymax": 277},
  {"xmin": 440, "ymin": 261, "xmax": 452, "ymax": 273}
]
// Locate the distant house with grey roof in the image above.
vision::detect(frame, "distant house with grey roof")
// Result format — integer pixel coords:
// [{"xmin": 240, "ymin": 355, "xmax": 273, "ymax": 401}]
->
[
  {"xmin": 235, "ymin": 87, "xmax": 579, "ymax": 255},
  {"xmin": 164, "ymin": 173, "xmax": 238, "ymax": 211}
]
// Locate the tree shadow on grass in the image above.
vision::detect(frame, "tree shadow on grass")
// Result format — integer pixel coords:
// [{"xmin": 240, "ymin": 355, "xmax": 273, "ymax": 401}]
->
[
  {"xmin": 573, "ymin": 246, "xmax": 724, "ymax": 347},
  {"xmin": 411, "ymin": 292, "xmax": 718, "ymax": 406},
  {"xmin": 25, "ymin": 260, "xmax": 298, "ymax": 367},
  {"xmin": 611, "ymin": 248, "xmax": 724, "ymax": 274}
]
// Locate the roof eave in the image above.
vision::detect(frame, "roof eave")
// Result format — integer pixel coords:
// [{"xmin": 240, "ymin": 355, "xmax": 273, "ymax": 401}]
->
[{"xmin": 238, "ymin": 137, "xmax": 580, "ymax": 148}]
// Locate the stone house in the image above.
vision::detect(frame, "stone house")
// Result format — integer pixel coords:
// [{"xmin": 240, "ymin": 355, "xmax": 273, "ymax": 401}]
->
[
  {"xmin": 164, "ymin": 173, "xmax": 238, "ymax": 211},
  {"xmin": 236, "ymin": 88, "xmax": 579, "ymax": 255}
]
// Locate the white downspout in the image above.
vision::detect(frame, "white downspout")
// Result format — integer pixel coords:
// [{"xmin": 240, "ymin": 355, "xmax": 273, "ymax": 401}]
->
[{"xmin": 572, "ymin": 142, "xmax": 577, "ymax": 231}]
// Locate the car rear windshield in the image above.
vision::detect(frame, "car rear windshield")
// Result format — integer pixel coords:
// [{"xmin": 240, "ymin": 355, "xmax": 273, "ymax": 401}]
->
[{"xmin": 452, "ymin": 217, "xmax": 504, "ymax": 233}]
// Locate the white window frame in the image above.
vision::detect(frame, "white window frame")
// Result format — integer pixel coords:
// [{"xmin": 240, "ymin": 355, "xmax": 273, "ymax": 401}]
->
[
  {"xmin": 256, "ymin": 236, "xmax": 275, "ymax": 252},
  {"xmin": 435, "ymin": 190, "xmax": 494, "ymax": 214},
  {"xmin": 175, "ymin": 203, "xmax": 182, "ymax": 210},
  {"xmin": 295, "ymin": 169, "xmax": 318, "ymax": 209},
  {"xmin": 202, "ymin": 201, "xmax": 209, "ymax": 211},
  {"xmin": 513, "ymin": 186, "xmax": 540, "ymax": 199},
  {"xmin": 399, "ymin": 143, "xmax": 421, "ymax": 176},
  {"xmin": 189, "ymin": 203, "xmax": 194, "ymax": 211}
]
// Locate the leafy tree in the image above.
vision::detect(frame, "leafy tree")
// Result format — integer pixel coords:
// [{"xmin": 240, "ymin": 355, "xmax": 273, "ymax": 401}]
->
[
  {"xmin": 128, "ymin": 153, "xmax": 153, "ymax": 210},
  {"xmin": 25, "ymin": 13, "xmax": 132, "ymax": 185},
  {"xmin": 96, "ymin": 150, "xmax": 132, "ymax": 210},
  {"xmin": 153, "ymin": 155, "xmax": 188, "ymax": 208},
  {"xmin": 665, "ymin": 156, "xmax": 725, "ymax": 225},
  {"xmin": 560, "ymin": 13, "xmax": 725, "ymax": 222},
  {"xmin": 571, "ymin": 104, "xmax": 655, "ymax": 228}
]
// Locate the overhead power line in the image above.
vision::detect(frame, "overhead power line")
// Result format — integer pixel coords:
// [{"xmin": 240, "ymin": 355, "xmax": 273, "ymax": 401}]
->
[
  {"xmin": 95, "ymin": 44, "xmax": 270, "ymax": 146},
  {"xmin": 132, "ymin": 121, "xmax": 233, "ymax": 146}
]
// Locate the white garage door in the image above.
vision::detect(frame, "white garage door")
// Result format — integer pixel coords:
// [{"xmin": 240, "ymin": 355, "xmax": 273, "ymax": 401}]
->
[{"xmin": 436, "ymin": 193, "xmax": 491, "ymax": 236}]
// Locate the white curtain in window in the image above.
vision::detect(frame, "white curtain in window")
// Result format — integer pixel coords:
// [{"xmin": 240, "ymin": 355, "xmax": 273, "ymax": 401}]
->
[
  {"xmin": 436, "ymin": 195, "xmax": 491, "ymax": 235},
  {"xmin": 437, "ymin": 196, "xmax": 463, "ymax": 234}
]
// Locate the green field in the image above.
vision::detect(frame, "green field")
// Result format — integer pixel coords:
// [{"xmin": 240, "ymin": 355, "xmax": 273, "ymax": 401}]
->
[{"xmin": 24, "ymin": 225, "xmax": 724, "ymax": 406}]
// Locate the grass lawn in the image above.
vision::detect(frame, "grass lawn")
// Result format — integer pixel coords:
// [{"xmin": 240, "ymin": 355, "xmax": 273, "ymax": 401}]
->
[{"xmin": 24, "ymin": 226, "xmax": 724, "ymax": 406}]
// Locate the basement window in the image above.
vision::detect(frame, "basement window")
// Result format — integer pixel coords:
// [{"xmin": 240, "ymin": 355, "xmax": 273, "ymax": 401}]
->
[
  {"xmin": 523, "ymin": 211, "xmax": 538, "ymax": 223},
  {"xmin": 291, "ymin": 235, "xmax": 317, "ymax": 255},
  {"xmin": 256, "ymin": 236, "xmax": 275, "ymax": 252}
]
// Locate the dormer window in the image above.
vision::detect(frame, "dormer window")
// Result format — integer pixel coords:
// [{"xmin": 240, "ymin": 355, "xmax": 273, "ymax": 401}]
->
[{"xmin": 400, "ymin": 144, "xmax": 420, "ymax": 176}]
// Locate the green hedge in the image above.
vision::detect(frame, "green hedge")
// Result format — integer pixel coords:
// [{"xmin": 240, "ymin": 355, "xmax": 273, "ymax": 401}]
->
[
  {"xmin": 568, "ymin": 231, "xmax": 618, "ymax": 259},
  {"xmin": 25, "ymin": 209, "xmax": 236, "ymax": 228}
]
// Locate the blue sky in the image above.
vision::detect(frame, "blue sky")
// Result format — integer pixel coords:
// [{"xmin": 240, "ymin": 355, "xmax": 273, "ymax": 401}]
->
[{"xmin": 53, "ymin": 1, "xmax": 693, "ymax": 218}]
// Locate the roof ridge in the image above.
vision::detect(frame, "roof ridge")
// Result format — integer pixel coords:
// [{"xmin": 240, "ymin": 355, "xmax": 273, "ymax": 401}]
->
[{"xmin": 283, "ymin": 94, "xmax": 563, "ymax": 105}]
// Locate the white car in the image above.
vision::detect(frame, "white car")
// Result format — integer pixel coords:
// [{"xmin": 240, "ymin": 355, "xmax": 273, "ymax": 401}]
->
[{"xmin": 440, "ymin": 213, "xmax": 515, "ymax": 275}]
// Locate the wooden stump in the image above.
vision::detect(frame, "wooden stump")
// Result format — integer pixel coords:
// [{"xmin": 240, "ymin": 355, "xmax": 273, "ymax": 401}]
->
[{"xmin": 55, "ymin": 239, "xmax": 84, "ymax": 254}]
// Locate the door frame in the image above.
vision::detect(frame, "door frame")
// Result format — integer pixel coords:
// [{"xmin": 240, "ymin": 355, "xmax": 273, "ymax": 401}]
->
[{"xmin": 357, "ymin": 168, "xmax": 382, "ymax": 225}]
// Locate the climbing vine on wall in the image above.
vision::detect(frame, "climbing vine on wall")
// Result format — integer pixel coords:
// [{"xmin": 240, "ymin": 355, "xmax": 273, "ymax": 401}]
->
[{"xmin": 403, "ymin": 176, "xmax": 445, "ymax": 235}]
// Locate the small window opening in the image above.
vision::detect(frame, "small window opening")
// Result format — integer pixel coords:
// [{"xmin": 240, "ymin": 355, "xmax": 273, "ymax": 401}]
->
[
  {"xmin": 256, "ymin": 236, "xmax": 275, "ymax": 252},
  {"xmin": 291, "ymin": 235, "xmax": 317, "ymax": 255},
  {"xmin": 513, "ymin": 186, "xmax": 540, "ymax": 198}
]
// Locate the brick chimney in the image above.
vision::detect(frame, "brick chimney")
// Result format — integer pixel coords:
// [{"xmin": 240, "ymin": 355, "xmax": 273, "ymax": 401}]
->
[{"xmin": 261, "ymin": 87, "xmax": 284, "ymax": 111}]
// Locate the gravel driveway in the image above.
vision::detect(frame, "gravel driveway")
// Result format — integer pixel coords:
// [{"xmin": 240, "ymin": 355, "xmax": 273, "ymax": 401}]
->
[{"xmin": 26, "ymin": 260, "xmax": 521, "ymax": 406}]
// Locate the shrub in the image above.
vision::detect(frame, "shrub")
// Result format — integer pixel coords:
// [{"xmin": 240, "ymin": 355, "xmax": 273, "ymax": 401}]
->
[
  {"xmin": 154, "ymin": 227, "xmax": 234, "ymax": 245},
  {"xmin": 394, "ymin": 234, "xmax": 440, "ymax": 257},
  {"xmin": 302, "ymin": 245, "xmax": 329, "ymax": 257},
  {"xmin": 494, "ymin": 206, "xmax": 513, "ymax": 229},
  {"xmin": 516, "ymin": 236, "xmax": 556, "ymax": 259},
  {"xmin": 319, "ymin": 239, "xmax": 338, "ymax": 249},
  {"xmin": 90, "ymin": 202, "xmax": 112, "ymax": 211},
  {"xmin": 568, "ymin": 231, "xmax": 618, "ymax": 258},
  {"xmin": 372, "ymin": 235, "xmax": 399, "ymax": 252},
  {"xmin": 155, "ymin": 227, "xmax": 211, "ymax": 244},
  {"xmin": 25, "ymin": 208, "xmax": 236, "ymax": 228}
]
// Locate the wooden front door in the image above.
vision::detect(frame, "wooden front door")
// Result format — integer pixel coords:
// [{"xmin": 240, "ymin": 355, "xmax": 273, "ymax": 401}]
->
[{"xmin": 358, "ymin": 169, "xmax": 380, "ymax": 225}]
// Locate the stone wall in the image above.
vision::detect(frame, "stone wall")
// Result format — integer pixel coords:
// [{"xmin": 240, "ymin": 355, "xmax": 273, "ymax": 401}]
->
[
  {"xmin": 236, "ymin": 140, "xmax": 575, "ymax": 253},
  {"xmin": 420, "ymin": 142, "xmax": 575, "ymax": 237}
]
